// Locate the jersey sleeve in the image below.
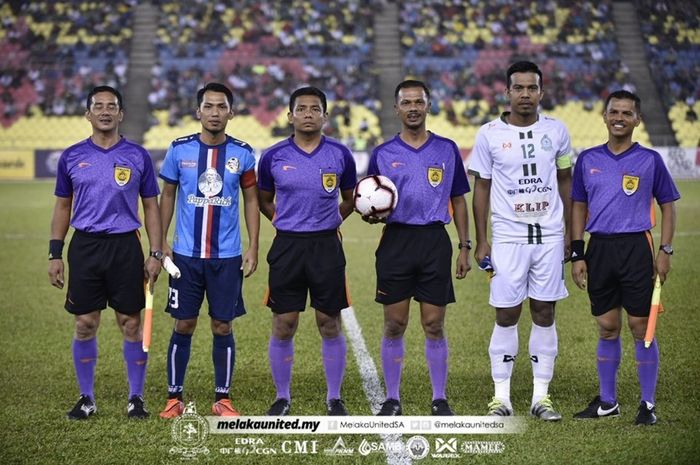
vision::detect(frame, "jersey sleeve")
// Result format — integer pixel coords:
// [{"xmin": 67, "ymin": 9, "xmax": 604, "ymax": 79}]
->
[
  {"xmin": 159, "ymin": 144, "xmax": 179, "ymax": 184},
  {"xmin": 257, "ymin": 150, "xmax": 275, "ymax": 192},
  {"xmin": 339, "ymin": 146, "xmax": 357, "ymax": 190},
  {"xmin": 571, "ymin": 152, "xmax": 588, "ymax": 202},
  {"xmin": 54, "ymin": 150, "xmax": 73, "ymax": 197},
  {"xmin": 139, "ymin": 147, "xmax": 160, "ymax": 198},
  {"xmin": 467, "ymin": 129, "xmax": 492, "ymax": 179},
  {"xmin": 450, "ymin": 143, "xmax": 470, "ymax": 197},
  {"xmin": 652, "ymin": 151, "xmax": 681, "ymax": 204},
  {"xmin": 555, "ymin": 123, "xmax": 573, "ymax": 169}
]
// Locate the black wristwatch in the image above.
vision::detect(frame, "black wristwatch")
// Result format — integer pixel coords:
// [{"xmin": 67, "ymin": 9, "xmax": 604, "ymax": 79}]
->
[
  {"xmin": 659, "ymin": 244, "xmax": 673, "ymax": 255},
  {"xmin": 458, "ymin": 240, "xmax": 472, "ymax": 250},
  {"xmin": 150, "ymin": 250, "xmax": 164, "ymax": 260}
]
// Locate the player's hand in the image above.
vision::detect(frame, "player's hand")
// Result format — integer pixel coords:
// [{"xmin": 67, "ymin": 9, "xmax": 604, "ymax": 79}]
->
[
  {"xmin": 242, "ymin": 248, "xmax": 258, "ymax": 278},
  {"xmin": 474, "ymin": 241, "xmax": 491, "ymax": 265},
  {"xmin": 48, "ymin": 259, "xmax": 65, "ymax": 289},
  {"xmin": 144, "ymin": 256, "xmax": 161, "ymax": 287},
  {"xmin": 455, "ymin": 249, "xmax": 471, "ymax": 279},
  {"xmin": 654, "ymin": 251, "xmax": 671, "ymax": 284},
  {"xmin": 572, "ymin": 261, "xmax": 587, "ymax": 290},
  {"xmin": 360, "ymin": 213, "xmax": 385, "ymax": 224}
]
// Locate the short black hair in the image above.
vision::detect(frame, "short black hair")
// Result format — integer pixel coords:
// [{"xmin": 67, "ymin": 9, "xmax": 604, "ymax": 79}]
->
[
  {"xmin": 605, "ymin": 90, "xmax": 641, "ymax": 114},
  {"xmin": 506, "ymin": 61, "xmax": 543, "ymax": 89},
  {"xmin": 394, "ymin": 80, "xmax": 431, "ymax": 101},
  {"xmin": 289, "ymin": 86, "xmax": 327, "ymax": 113},
  {"xmin": 86, "ymin": 86, "xmax": 123, "ymax": 110},
  {"xmin": 197, "ymin": 82, "xmax": 234, "ymax": 108}
]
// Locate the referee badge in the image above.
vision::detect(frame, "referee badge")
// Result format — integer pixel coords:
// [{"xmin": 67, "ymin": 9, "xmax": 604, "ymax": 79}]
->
[
  {"xmin": 322, "ymin": 173, "xmax": 337, "ymax": 193},
  {"xmin": 427, "ymin": 167, "xmax": 443, "ymax": 187},
  {"xmin": 622, "ymin": 174, "xmax": 639, "ymax": 195},
  {"xmin": 114, "ymin": 165, "xmax": 131, "ymax": 186}
]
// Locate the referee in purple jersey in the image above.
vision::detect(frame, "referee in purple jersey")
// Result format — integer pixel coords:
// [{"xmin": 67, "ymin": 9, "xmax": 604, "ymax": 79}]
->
[
  {"xmin": 48, "ymin": 86, "xmax": 163, "ymax": 420},
  {"xmin": 571, "ymin": 90, "xmax": 680, "ymax": 425},
  {"xmin": 258, "ymin": 87, "xmax": 356, "ymax": 416},
  {"xmin": 366, "ymin": 80, "xmax": 472, "ymax": 416}
]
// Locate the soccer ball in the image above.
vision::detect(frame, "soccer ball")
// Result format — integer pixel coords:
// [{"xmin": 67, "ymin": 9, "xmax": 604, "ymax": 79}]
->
[{"xmin": 353, "ymin": 175, "xmax": 399, "ymax": 218}]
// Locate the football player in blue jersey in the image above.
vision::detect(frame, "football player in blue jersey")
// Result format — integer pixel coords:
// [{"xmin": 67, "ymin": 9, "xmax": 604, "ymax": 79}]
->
[{"xmin": 158, "ymin": 82, "xmax": 260, "ymax": 418}]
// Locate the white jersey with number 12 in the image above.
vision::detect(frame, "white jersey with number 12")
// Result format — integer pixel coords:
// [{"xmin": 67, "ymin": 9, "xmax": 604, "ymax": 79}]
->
[{"xmin": 469, "ymin": 114, "xmax": 571, "ymax": 244}]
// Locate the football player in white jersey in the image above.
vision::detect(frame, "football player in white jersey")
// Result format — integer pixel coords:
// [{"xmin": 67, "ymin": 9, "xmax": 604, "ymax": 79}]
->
[{"xmin": 469, "ymin": 61, "xmax": 572, "ymax": 420}]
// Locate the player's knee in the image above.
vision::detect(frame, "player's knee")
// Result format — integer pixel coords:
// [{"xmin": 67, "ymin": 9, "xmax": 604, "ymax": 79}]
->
[
  {"xmin": 627, "ymin": 321, "xmax": 646, "ymax": 341},
  {"xmin": 384, "ymin": 318, "xmax": 408, "ymax": 338},
  {"xmin": 421, "ymin": 318, "xmax": 444, "ymax": 339},
  {"xmin": 598, "ymin": 326, "xmax": 621, "ymax": 339},
  {"xmin": 272, "ymin": 318, "xmax": 298, "ymax": 339},
  {"xmin": 120, "ymin": 317, "xmax": 141, "ymax": 339},
  {"xmin": 530, "ymin": 301, "xmax": 555, "ymax": 326},
  {"xmin": 211, "ymin": 319, "xmax": 232, "ymax": 336},
  {"xmin": 317, "ymin": 318, "xmax": 341, "ymax": 339},
  {"xmin": 74, "ymin": 319, "xmax": 98, "ymax": 339},
  {"xmin": 175, "ymin": 318, "xmax": 197, "ymax": 335},
  {"xmin": 495, "ymin": 313, "xmax": 519, "ymax": 327}
]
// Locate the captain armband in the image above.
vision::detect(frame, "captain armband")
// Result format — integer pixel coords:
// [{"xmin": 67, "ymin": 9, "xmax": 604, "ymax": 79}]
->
[{"xmin": 556, "ymin": 154, "xmax": 572, "ymax": 169}]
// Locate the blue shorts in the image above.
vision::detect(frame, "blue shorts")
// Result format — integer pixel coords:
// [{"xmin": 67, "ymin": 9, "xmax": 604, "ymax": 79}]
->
[{"xmin": 165, "ymin": 253, "xmax": 246, "ymax": 321}]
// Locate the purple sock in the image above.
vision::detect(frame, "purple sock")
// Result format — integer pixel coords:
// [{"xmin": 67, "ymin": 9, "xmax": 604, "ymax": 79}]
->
[
  {"xmin": 322, "ymin": 336, "xmax": 347, "ymax": 401},
  {"xmin": 269, "ymin": 337, "xmax": 294, "ymax": 400},
  {"xmin": 73, "ymin": 338, "xmax": 97, "ymax": 399},
  {"xmin": 425, "ymin": 337, "xmax": 448, "ymax": 401},
  {"xmin": 381, "ymin": 337, "xmax": 404, "ymax": 401},
  {"xmin": 124, "ymin": 340, "xmax": 148, "ymax": 398},
  {"xmin": 635, "ymin": 339, "xmax": 659, "ymax": 404},
  {"xmin": 597, "ymin": 338, "xmax": 621, "ymax": 404}
]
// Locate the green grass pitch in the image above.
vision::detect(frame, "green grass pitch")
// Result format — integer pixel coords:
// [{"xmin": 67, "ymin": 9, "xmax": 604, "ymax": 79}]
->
[{"xmin": 0, "ymin": 180, "xmax": 698, "ymax": 464}]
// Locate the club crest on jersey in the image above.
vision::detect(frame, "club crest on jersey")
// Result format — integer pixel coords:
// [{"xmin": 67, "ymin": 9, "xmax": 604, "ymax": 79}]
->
[
  {"xmin": 198, "ymin": 168, "xmax": 223, "ymax": 197},
  {"xmin": 322, "ymin": 173, "xmax": 337, "ymax": 193},
  {"xmin": 540, "ymin": 134, "xmax": 553, "ymax": 151},
  {"xmin": 427, "ymin": 167, "xmax": 443, "ymax": 187},
  {"xmin": 114, "ymin": 166, "xmax": 131, "ymax": 186},
  {"xmin": 225, "ymin": 157, "xmax": 240, "ymax": 174},
  {"xmin": 622, "ymin": 174, "xmax": 639, "ymax": 195}
]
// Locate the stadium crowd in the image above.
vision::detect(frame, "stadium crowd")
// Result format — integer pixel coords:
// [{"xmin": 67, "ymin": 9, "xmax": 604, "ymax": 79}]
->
[
  {"xmin": 0, "ymin": 1, "xmax": 134, "ymax": 126},
  {"xmin": 149, "ymin": 0, "xmax": 380, "ymax": 147},
  {"xmin": 400, "ymin": 0, "xmax": 634, "ymax": 126}
]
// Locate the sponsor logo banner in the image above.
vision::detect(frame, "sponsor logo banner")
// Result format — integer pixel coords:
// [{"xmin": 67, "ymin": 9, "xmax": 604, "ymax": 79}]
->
[{"xmin": 0, "ymin": 150, "xmax": 33, "ymax": 180}]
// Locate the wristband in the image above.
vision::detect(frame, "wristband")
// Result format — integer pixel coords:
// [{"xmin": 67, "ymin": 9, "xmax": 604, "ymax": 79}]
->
[
  {"xmin": 49, "ymin": 239, "xmax": 64, "ymax": 260},
  {"xmin": 570, "ymin": 240, "xmax": 585, "ymax": 262}
]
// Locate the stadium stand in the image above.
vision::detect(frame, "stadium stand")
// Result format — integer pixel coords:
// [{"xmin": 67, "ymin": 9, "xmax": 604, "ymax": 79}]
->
[
  {"xmin": 3, "ymin": 0, "xmax": 699, "ymax": 155},
  {"xmin": 143, "ymin": 0, "xmax": 382, "ymax": 152},
  {"xmin": 0, "ymin": 1, "xmax": 135, "ymax": 148},
  {"xmin": 637, "ymin": 0, "xmax": 700, "ymax": 147},
  {"xmin": 399, "ymin": 0, "xmax": 651, "ymax": 149}
]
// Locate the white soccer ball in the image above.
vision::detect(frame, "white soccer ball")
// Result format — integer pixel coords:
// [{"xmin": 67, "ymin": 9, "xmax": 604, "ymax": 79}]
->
[{"xmin": 353, "ymin": 175, "xmax": 399, "ymax": 219}]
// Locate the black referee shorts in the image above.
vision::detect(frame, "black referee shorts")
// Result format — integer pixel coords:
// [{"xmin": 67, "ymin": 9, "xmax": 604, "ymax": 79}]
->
[
  {"xmin": 65, "ymin": 230, "xmax": 145, "ymax": 315},
  {"xmin": 586, "ymin": 231, "xmax": 655, "ymax": 317},
  {"xmin": 264, "ymin": 230, "xmax": 349, "ymax": 315},
  {"xmin": 375, "ymin": 223, "xmax": 455, "ymax": 306}
]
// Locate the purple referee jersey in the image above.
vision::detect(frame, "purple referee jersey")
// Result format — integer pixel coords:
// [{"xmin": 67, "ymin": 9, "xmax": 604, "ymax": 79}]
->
[
  {"xmin": 367, "ymin": 133, "xmax": 470, "ymax": 225},
  {"xmin": 257, "ymin": 136, "xmax": 357, "ymax": 232},
  {"xmin": 572, "ymin": 142, "xmax": 680, "ymax": 234},
  {"xmin": 54, "ymin": 137, "xmax": 159, "ymax": 233}
]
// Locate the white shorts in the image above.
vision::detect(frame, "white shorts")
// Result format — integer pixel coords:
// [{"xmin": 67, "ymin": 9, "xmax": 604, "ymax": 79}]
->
[{"xmin": 489, "ymin": 241, "xmax": 568, "ymax": 307}]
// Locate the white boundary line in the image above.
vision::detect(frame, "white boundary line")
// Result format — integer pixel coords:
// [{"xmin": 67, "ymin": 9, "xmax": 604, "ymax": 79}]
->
[{"xmin": 342, "ymin": 306, "xmax": 412, "ymax": 465}]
